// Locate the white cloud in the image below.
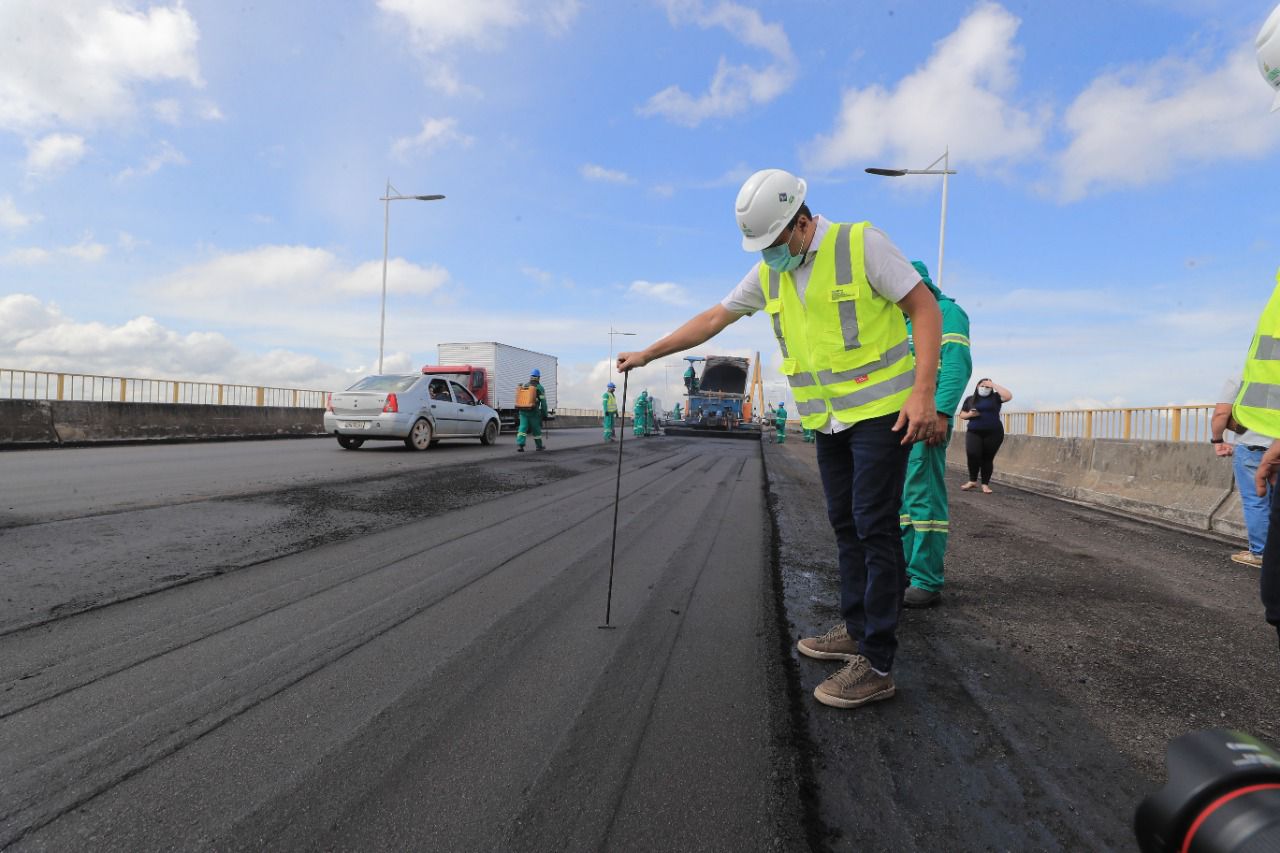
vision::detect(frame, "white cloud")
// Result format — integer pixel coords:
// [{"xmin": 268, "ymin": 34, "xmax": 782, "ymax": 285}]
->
[
  {"xmin": 390, "ymin": 117, "xmax": 473, "ymax": 160},
  {"xmin": 115, "ymin": 140, "xmax": 187, "ymax": 181},
  {"xmin": 1056, "ymin": 48, "xmax": 1278, "ymax": 201},
  {"xmin": 152, "ymin": 98, "xmax": 182, "ymax": 124},
  {"xmin": 62, "ymin": 236, "xmax": 108, "ymax": 262},
  {"xmin": 0, "ymin": 294, "xmax": 355, "ymax": 391},
  {"xmin": 640, "ymin": 1, "xmax": 796, "ymax": 127},
  {"xmin": 0, "ymin": 0, "xmax": 203, "ymax": 133},
  {"xmin": 580, "ymin": 163, "xmax": 633, "ymax": 184},
  {"xmin": 0, "ymin": 196, "xmax": 39, "ymax": 230},
  {"xmin": 152, "ymin": 245, "xmax": 451, "ymax": 304},
  {"xmin": 378, "ymin": 0, "xmax": 581, "ymax": 93},
  {"xmin": 628, "ymin": 280, "xmax": 691, "ymax": 306},
  {"xmin": 2, "ymin": 247, "xmax": 52, "ymax": 265},
  {"xmin": 25, "ymin": 133, "xmax": 88, "ymax": 179},
  {"xmin": 805, "ymin": 2, "xmax": 1045, "ymax": 173},
  {"xmin": 1, "ymin": 234, "xmax": 108, "ymax": 265}
]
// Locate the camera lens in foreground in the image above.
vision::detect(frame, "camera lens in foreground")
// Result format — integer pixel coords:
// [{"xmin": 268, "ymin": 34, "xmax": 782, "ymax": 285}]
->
[{"xmin": 1135, "ymin": 729, "xmax": 1280, "ymax": 853}]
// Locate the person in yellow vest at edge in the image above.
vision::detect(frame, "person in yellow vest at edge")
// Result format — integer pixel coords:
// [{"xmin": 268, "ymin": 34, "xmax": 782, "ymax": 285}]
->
[
  {"xmin": 1243, "ymin": 4, "xmax": 1280, "ymax": 656},
  {"xmin": 603, "ymin": 381, "xmax": 618, "ymax": 442},
  {"xmin": 617, "ymin": 168, "xmax": 941, "ymax": 709}
]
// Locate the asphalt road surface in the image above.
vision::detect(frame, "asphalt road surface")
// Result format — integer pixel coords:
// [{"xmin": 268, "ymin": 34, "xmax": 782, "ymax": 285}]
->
[
  {"xmin": 0, "ymin": 431, "xmax": 805, "ymax": 851},
  {"xmin": 6, "ymin": 429, "xmax": 1279, "ymax": 851}
]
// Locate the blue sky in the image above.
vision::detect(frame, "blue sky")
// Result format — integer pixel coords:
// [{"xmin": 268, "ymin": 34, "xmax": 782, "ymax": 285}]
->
[{"xmin": 2, "ymin": 0, "xmax": 1279, "ymax": 411}]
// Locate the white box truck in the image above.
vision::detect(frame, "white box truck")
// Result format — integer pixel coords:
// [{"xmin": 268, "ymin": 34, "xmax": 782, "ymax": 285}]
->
[{"xmin": 435, "ymin": 342, "xmax": 558, "ymax": 429}]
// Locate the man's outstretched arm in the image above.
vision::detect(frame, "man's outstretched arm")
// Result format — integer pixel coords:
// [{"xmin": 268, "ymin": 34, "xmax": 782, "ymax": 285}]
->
[{"xmin": 616, "ymin": 304, "xmax": 742, "ymax": 371}]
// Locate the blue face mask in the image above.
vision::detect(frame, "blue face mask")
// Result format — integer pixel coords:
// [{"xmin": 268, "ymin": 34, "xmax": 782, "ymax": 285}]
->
[{"xmin": 762, "ymin": 242, "xmax": 805, "ymax": 273}]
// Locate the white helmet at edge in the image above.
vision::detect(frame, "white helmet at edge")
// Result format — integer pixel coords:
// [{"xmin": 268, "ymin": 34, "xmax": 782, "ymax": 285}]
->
[
  {"xmin": 1257, "ymin": 3, "xmax": 1280, "ymax": 112},
  {"xmin": 735, "ymin": 169, "xmax": 807, "ymax": 252}
]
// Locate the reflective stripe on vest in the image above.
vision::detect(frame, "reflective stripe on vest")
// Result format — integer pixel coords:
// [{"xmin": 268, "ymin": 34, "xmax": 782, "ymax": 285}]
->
[
  {"xmin": 761, "ymin": 221, "xmax": 915, "ymax": 430},
  {"xmin": 1234, "ymin": 269, "xmax": 1280, "ymax": 438}
]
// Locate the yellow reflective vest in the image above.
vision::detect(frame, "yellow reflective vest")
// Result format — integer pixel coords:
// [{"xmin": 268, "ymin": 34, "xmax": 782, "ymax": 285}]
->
[
  {"xmin": 603, "ymin": 391, "xmax": 618, "ymax": 414},
  {"xmin": 761, "ymin": 221, "xmax": 915, "ymax": 431},
  {"xmin": 1234, "ymin": 269, "xmax": 1280, "ymax": 438}
]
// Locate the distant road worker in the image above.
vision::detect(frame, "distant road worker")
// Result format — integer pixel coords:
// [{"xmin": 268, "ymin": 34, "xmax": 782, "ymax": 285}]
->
[
  {"xmin": 515, "ymin": 369, "xmax": 547, "ymax": 452},
  {"xmin": 603, "ymin": 382, "xmax": 618, "ymax": 442},
  {"xmin": 634, "ymin": 390, "xmax": 649, "ymax": 437},
  {"xmin": 899, "ymin": 261, "xmax": 972, "ymax": 609},
  {"xmin": 774, "ymin": 402, "xmax": 788, "ymax": 444},
  {"xmin": 618, "ymin": 167, "xmax": 942, "ymax": 710},
  {"xmin": 673, "ymin": 402, "xmax": 682, "ymax": 422},
  {"xmin": 802, "ymin": 426, "xmax": 815, "ymax": 443},
  {"xmin": 684, "ymin": 364, "xmax": 699, "ymax": 394}
]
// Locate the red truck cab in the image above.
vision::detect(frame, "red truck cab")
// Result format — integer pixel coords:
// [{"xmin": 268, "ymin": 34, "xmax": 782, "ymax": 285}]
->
[{"xmin": 420, "ymin": 364, "xmax": 489, "ymax": 407}]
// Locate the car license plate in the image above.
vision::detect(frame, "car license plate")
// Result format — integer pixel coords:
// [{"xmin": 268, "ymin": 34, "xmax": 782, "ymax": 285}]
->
[{"xmin": 342, "ymin": 420, "xmax": 369, "ymax": 429}]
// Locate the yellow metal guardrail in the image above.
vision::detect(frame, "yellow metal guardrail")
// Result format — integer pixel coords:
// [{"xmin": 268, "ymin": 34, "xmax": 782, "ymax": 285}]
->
[
  {"xmin": 0, "ymin": 368, "xmax": 327, "ymax": 408},
  {"xmin": 999, "ymin": 405, "xmax": 1216, "ymax": 444}
]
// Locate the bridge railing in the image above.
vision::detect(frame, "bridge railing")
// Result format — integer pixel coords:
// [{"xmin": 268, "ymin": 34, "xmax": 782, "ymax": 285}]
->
[
  {"xmin": 0, "ymin": 368, "xmax": 328, "ymax": 409},
  {"xmin": 999, "ymin": 405, "xmax": 1215, "ymax": 443}
]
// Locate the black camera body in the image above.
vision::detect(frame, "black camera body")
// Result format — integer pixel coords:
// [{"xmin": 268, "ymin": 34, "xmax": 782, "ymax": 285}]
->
[{"xmin": 1135, "ymin": 729, "xmax": 1280, "ymax": 852}]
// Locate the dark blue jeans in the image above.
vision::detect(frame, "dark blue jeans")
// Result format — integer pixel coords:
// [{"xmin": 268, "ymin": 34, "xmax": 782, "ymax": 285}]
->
[
  {"xmin": 1262, "ymin": 487, "xmax": 1280, "ymax": 649},
  {"xmin": 814, "ymin": 413, "xmax": 912, "ymax": 672}
]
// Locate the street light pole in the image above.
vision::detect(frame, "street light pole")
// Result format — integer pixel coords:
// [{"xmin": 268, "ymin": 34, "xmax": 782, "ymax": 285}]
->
[
  {"xmin": 608, "ymin": 326, "xmax": 636, "ymax": 377},
  {"xmin": 866, "ymin": 146, "xmax": 956, "ymax": 290},
  {"xmin": 378, "ymin": 179, "xmax": 445, "ymax": 374}
]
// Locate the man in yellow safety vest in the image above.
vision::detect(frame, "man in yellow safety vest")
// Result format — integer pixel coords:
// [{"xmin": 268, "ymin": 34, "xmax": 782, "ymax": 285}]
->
[
  {"xmin": 1239, "ymin": 5, "xmax": 1280, "ymax": 655},
  {"xmin": 618, "ymin": 168, "xmax": 941, "ymax": 709}
]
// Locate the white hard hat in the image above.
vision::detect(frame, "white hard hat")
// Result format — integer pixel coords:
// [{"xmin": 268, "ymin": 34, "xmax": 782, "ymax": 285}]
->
[
  {"xmin": 1257, "ymin": 3, "xmax": 1280, "ymax": 112},
  {"xmin": 735, "ymin": 169, "xmax": 807, "ymax": 252}
]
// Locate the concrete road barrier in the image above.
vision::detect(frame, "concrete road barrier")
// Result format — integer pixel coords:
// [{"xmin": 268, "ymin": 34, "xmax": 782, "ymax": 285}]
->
[
  {"xmin": 0, "ymin": 401, "xmax": 324, "ymax": 447},
  {"xmin": 0, "ymin": 401, "xmax": 58, "ymax": 445},
  {"xmin": 948, "ymin": 432, "xmax": 1242, "ymax": 537}
]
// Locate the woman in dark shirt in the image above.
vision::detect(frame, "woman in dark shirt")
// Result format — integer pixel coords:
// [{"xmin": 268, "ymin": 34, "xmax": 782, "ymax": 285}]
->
[{"xmin": 958, "ymin": 378, "xmax": 1014, "ymax": 493}]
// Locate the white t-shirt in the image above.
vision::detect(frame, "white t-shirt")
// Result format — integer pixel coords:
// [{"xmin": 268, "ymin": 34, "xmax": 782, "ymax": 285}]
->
[
  {"xmin": 721, "ymin": 215, "xmax": 922, "ymax": 433},
  {"xmin": 1219, "ymin": 378, "xmax": 1276, "ymax": 446}
]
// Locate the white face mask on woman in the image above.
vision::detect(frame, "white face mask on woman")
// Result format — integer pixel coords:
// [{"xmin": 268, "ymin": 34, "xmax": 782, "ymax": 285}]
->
[{"xmin": 977, "ymin": 387, "xmax": 993, "ymax": 397}]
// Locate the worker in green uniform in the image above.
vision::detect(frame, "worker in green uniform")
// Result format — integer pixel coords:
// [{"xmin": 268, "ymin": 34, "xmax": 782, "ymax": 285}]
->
[
  {"xmin": 900, "ymin": 261, "xmax": 972, "ymax": 607},
  {"xmin": 774, "ymin": 402, "xmax": 787, "ymax": 444},
  {"xmin": 603, "ymin": 381, "xmax": 618, "ymax": 442},
  {"xmin": 634, "ymin": 390, "xmax": 649, "ymax": 437},
  {"xmin": 516, "ymin": 369, "xmax": 548, "ymax": 452},
  {"xmin": 673, "ymin": 402, "xmax": 682, "ymax": 422},
  {"xmin": 803, "ymin": 427, "xmax": 816, "ymax": 443},
  {"xmin": 683, "ymin": 364, "xmax": 699, "ymax": 394}
]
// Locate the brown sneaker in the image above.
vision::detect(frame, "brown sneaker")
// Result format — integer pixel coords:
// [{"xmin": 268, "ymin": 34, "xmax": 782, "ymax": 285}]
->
[
  {"xmin": 1231, "ymin": 550, "xmax": 1263, "ymax": 568},
  {"xmin": 813, "ymin": 657, "xmax": 896, "ymax": 709},
  {"xmin": 797, "ymin": 623, "xmax": 860, "ymax": 661}
]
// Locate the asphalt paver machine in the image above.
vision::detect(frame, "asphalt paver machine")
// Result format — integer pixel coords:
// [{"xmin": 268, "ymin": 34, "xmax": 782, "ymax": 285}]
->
[{"xmin": 664, "ymin": 353, "xmax": 764, "ymax": 440}]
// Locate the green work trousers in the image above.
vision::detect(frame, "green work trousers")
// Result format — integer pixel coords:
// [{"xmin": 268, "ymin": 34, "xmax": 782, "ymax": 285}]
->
[
  {"xmin": 517, "ymin": 411, "xmax": 544, "ymax": 449},
  {"xmin": 900, "ymin": 425, "xmax": 952, "ymax": 592},
  {"xmin": 775, "ymin": 423, "xmax": 786, "ymax": 443},
  {"xmin": 603, "ymin": 412, "xmax": 616, "ymax": 440}
]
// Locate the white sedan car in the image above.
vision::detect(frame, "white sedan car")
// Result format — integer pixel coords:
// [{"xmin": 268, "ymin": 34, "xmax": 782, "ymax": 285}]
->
[{"xmin": 323, "ymin": 372, "xmax": 502, "ymax": 450}]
